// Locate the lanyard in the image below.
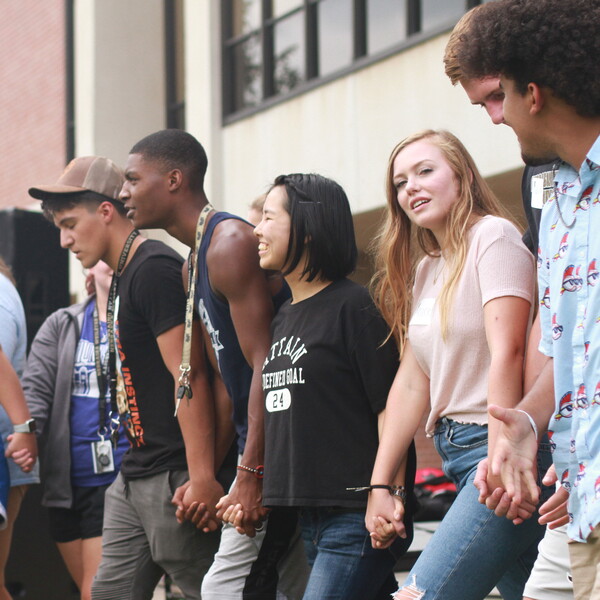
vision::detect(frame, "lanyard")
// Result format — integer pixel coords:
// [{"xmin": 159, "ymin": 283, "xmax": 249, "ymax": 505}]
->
[
  {"xmin": 175, "ymin": 203, "xmax": 213, "ymax": 416},
  {"xmin": 107, "ymin": 229, "xmax": 140, "ymax": 446},
  {"xmin": 91, "ymin": 301, "xmax": 113, "ymax": 438}
]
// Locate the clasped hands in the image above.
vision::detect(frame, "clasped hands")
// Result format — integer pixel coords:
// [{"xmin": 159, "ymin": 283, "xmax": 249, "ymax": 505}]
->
[
  {"xmin": 171, "ymin": 474, "xmax": 268, "ymax": 536},
  {"xmin": 474, "ymin": 404, "xmax": 568, "ymax": 529},
  {"xmin": 5, "ymin": 432, "xmax": 37, "ymax": 473}
]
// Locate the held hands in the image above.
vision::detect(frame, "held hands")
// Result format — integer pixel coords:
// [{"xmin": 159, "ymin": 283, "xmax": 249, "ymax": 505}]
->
[
  {"xmin": 365, "ymin": 488, "xmax": 406, "ymax": 550},
  {"xmin": 473, "ymin": 458, "xmax": 538, "ymax": 524},
  {"xmin": 487, "ymin": 404, "xmax": 540, "ymax": 506},
  {"xmin": 216, "ymin": 473, "xmax": 269, "ymax": 537},
  {"xmin": 5, "ymin": 433, "xmax": 37, "ymax": 473},
  {"xmin": 171, "ymin": 478, "xmax": 225, "ymax": 532}
]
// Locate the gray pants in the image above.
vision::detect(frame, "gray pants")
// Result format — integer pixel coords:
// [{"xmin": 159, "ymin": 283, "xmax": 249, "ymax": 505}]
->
[
  {"xmin": 201, "ymin": 505, "xmax": 309, "ymax": 599},
  {"xmin": 91, "ymin": 470, "xmax": 220, "ymax": 600}
]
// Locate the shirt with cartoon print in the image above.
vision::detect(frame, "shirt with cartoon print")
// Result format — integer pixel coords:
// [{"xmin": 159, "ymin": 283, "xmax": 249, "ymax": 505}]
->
[{"xmin": 538, "ymin": 133, "xmax": 600, "ymax": 542}]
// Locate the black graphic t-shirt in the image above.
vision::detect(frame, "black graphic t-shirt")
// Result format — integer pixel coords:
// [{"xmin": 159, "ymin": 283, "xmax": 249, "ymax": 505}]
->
[
  {"xmin": 115, "ymin": 240, "xmax": 187, "ymax": 478},
  {"xmin": 262, "ymin": 278, "xmax": 414, "ymax": 509}
]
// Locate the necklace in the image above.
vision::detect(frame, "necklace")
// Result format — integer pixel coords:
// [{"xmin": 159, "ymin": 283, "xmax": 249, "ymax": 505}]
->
[
  {"xmin": 550, "ymin": 167, "xmax": 576, "ymax": 229},
  {"xmin": 555, "ymin": 192, "xmax": 576, "ymax": 229}
]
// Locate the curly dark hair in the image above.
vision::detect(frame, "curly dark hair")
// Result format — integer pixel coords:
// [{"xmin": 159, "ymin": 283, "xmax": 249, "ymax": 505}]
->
[{"xmin": 457, "ymin": 0, "xmax": 600, "ymax": 118}]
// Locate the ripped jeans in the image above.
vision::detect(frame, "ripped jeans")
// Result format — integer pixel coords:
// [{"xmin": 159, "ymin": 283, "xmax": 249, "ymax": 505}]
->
[{"xmin": 395, "ymin": 418, "xmax": 552, "ymax": 600}]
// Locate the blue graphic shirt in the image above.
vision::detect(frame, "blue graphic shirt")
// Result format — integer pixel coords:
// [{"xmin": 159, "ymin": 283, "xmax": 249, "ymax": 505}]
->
[
  {"xmin": 70, "ymin": 300, "xmax": 128, "ymax": 486},
  {"xmin": 538, "ymin": 134, "xmax": 600, "ymax": 542}
]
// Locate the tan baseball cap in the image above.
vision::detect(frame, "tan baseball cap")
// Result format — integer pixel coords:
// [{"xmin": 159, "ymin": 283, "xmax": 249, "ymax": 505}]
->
[{"xmin": 28, "ymin": 156, "xmax": 125, "ymax": 202}]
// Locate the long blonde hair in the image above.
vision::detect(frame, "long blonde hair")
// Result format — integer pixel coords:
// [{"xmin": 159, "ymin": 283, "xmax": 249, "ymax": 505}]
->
[{"xmin": 371, "ymin": 130, "xmax": 514, "ymax": 351}]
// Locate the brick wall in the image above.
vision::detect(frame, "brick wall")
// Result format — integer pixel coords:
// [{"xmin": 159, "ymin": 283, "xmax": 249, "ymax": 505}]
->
[{"xmin": 0, "ymin": 0, "xmax": 66, "ymax": 210}]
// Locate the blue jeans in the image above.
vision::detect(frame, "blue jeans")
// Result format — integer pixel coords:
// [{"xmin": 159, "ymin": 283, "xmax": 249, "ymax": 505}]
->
[
  {"xmin": 396, "ymin": 418, "xmax": 550, "ymax": 600},
  {"xmin": 299, "ymin": 507, "xmax": 413, "ymax": 600}
]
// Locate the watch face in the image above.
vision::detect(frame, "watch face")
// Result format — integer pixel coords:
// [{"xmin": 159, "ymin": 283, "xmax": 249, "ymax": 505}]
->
[{"xmin": 14, "ymin": 419, "xmax": 36, "ymax": 433}]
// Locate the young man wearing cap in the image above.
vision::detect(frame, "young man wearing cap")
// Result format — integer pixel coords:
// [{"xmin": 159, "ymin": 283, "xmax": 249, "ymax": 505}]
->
[
  {"xmin": 455, "ymin": 1, "xmax": 600, "ymax": 597},
  {"xmin": 28, "ymin": 156, "xmax": 221, "ymax": 600},
  {"xmin": 119, "ymin": 129, "xmax": 309, "ymax": 600},
  {"xmin": 443, "ymin": 10, "xmax": 572, "ymax": 600}
]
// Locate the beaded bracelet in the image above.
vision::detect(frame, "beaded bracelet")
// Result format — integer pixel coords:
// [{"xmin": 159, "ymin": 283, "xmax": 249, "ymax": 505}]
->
[{"xmin": 236, "ymin": 464, "xmax": 264, "ymax": 479}]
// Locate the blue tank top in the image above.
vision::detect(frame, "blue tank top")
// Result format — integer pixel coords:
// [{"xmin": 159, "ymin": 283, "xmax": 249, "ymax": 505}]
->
[{"xmin": 195, "ymin": 212, "xmax": 290, "ymax": 452}]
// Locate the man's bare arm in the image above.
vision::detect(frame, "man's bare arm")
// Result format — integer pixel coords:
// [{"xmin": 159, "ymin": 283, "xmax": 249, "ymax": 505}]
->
[
  {"xmin": 156, "ymin": 322, "xmax": 224, "ymax": 531},
  {"xmin": 207, "ymin": 219, "xmax": 278, "ymax": 535}
]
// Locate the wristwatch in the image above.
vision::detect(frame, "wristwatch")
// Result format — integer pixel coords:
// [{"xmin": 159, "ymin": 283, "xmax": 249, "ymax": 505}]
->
[{"xmin": 13, "ymin": 418, "xmax": 36, "ymax": 433}]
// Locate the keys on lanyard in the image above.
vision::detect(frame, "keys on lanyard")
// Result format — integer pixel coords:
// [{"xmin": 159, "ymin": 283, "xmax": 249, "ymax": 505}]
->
[
  {"xmin": 175, "ymin": 366, "xmax": 193, "ymax": 416},
  {"xmin": 175, "ymin": 203, "xmax": 213, "ymax": 416}
]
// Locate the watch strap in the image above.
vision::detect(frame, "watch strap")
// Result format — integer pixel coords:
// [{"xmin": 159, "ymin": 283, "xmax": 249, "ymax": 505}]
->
[{"xmin": 13, "ymin": 418, "xmax": 36, "ymax": 433}]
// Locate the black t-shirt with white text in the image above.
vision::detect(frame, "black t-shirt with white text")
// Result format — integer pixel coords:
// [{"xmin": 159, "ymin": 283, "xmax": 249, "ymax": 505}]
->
[{"xmin": 262, "ymin": 278, "xmax": 416, "ymax": 510}]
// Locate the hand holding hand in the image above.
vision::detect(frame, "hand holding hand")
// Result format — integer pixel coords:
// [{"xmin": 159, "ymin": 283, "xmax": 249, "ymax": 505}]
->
[
  {"xmin": 6, "ymin": 433, "xmax": 37, "ymax": 472},
  {"xmin": 488, "ymin": 405, "xmax": 539, "ymax": 505},
  {"xmin": 171, "ymin": 478, "xmax": 224, "ymax": 531},
  {"xmin": 216, "ymin": 474, "xmax": 268, "ymax": 537},
  {"xmin": 365, "ymin": 489, "xmax": 406, "ymax": 549}
]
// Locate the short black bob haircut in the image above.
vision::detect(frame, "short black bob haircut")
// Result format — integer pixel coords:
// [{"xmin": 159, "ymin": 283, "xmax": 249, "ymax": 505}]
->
[
  {"xmin": 129, "ymin": 129, "xmax": 208, "ymax": 193},
  {"xmin": 41, "ymin": 191, "xmax": 127, "ymax": 222},
  {"xmin": 271, "ymin": 173, "xmax": 357, "ymax": 282}
]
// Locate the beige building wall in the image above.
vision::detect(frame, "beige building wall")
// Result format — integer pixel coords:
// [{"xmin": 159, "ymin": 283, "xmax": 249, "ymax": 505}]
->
[
  {"xmin": 70, "ymin": 2, "xmax": 527, "ymax": 298},
  {"xmin": 74, "ymin": 0, "xmax": 166, "ymax": 163},
  {"xmin": 71, "ymin": 0, "xmax": 188, "ymax": 297},
  {"xmin": 183, "ymin": 12, "xmax": 524, "ymax": 222}
]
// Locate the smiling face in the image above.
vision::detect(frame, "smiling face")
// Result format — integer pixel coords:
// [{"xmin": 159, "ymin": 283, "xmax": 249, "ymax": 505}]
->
[
  {"xmin": 460, "ymin": 77, "xmax": 505, "ymax": 125},
  {"xmin": 254, "ymin": 185, "xmax": 292, "ymax": 272},
  {"xmin": 500, "ymin": 77, "xmax": 556, "ymax": 166},
  {"xmin": 120, "ymin": 153, "xmax": 172, "ymax": 229},
  {"xmin": 392, "ymin": 139, "xmax": 460, "ymax": 243},
  {"xmin": 53, "ymin": 204, "xmax": 108, "ymax": 269}
]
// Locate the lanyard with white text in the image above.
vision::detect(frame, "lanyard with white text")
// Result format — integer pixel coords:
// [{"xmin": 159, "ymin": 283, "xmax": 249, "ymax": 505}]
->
[
  {"xmin": 107, "ymin": 229, "xmax": 140, "ymax": 446},
  {"xmin": 91, "ymin": 301, "xmax": 117, "ymax": 441},
  {"xmin": 175, "ymin": 203, "xmax": 213, "ymax": 416}
]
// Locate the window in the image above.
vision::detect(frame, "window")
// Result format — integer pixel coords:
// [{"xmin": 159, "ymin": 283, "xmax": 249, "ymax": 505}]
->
[
  {"xmin": 367, "ymin": 0, "xmax": 407, "ymax": 55},
  {"xmin": 421, "ymin": 0, "xmax": 465, "ymax": 31},
  {"xmin": 222, "ymin": 0, "xmax": 488, "ymax": 118},
  {"xmin": 165, "ymin": 0, "xmax": 186, "ymax": 129}
]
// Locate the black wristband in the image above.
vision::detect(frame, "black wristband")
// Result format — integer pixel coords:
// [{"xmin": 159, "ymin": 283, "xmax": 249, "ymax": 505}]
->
[{"xmin": 345, "ymin": 484, "xmax": 406, "ymax": 505}]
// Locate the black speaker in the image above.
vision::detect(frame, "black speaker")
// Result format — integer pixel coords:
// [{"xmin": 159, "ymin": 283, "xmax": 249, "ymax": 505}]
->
[
  {"xmin": 0, "ymin": 209, "xmax": 75, "ymax": 598},
  {"xmin": 0, "ymin": 209, "xmax": 69, "ymax": 348},
  {"xmin": 6, "ymin": 485, "xmax": 79, "ymax": 599}
]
